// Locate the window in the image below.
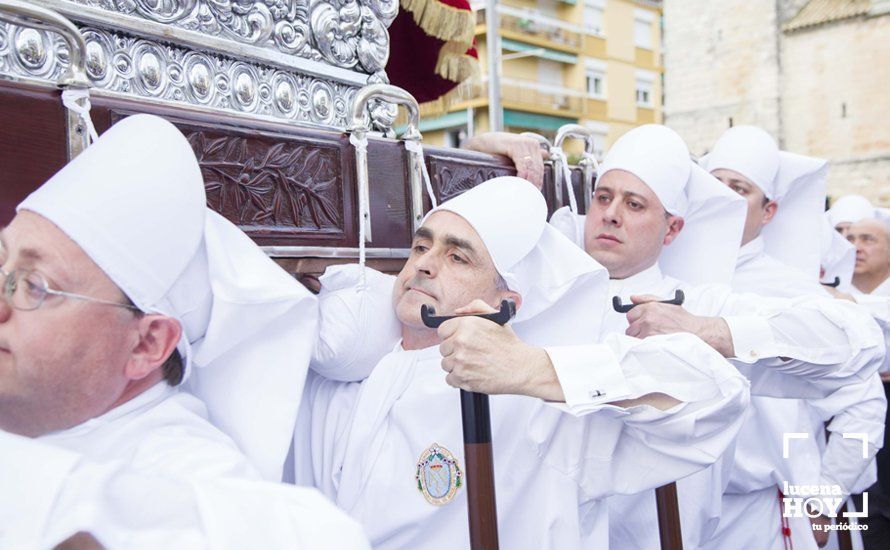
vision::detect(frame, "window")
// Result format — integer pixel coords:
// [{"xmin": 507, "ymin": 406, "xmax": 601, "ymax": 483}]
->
[
  {"xmin": 635, "ymin": 69, "xmax": 656, "ymax": 108},
  {"xmin": 633, "ymin": 9, "xmax": 654, "ymax": 49},
  {"xmin": 583, "ymin": 1, "xmax": 604, "ymax": 36},
  {"xmin": 585, "ymin": 59, "xmax": 607, "ymax": 99},
  {"xmin": 586, "ymin": 71, "xmax": 605, "ymax": 98},
  {"xmin": 444, "ymin": 128, "xmax": 467, "ymax": 149}
]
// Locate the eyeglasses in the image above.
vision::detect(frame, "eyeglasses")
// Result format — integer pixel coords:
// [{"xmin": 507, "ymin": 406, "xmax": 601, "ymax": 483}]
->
[{"xmin": 0, "ymin": 267, "xmax": 140, "ymax": 312}]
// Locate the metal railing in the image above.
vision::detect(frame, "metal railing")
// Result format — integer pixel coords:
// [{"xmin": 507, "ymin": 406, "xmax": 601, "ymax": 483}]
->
[
  {"xmin": 478, "ymin": 77, "xmax": 584, "ymax": 115},
  {"xmin": 475, "ymin": 5, "xmax": 583, "ymax": 50}
]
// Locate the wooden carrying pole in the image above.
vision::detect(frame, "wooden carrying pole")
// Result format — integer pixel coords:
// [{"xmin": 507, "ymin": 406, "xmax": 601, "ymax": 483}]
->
[
  {"xmin": 614, "ymin": 291, "xmax": 686, "ymax": 550},
  {"xmin": 655, "ymin": 483, "xmax": 684, "ymax": 550},
  {"xmin": 421, "ymin": 300, "xmax": 516, "ymax": 550}
]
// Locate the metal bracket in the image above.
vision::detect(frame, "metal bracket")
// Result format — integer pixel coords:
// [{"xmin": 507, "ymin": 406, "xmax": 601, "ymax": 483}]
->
[
  {"xmin": 349, "ymin": 84, "xmax": 424, "ymax": 243},
  {"xmin": 0, "ymin": 0, "xmax": 92, "ymax": 159},
  {"xmin": 554, "ymin": 124, "xmax": 601, "ymax": 211}
]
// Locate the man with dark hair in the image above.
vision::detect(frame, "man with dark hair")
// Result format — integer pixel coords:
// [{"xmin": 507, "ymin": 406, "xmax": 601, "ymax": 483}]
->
[{"xmin": 298, "ymin": 176, "xmax": 751, "ymax": 549}]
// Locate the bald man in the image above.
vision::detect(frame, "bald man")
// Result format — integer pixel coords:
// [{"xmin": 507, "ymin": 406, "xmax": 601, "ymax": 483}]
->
[{"xmin": 849, "ymin": 219, "xmax": 890, "ymax": 296}]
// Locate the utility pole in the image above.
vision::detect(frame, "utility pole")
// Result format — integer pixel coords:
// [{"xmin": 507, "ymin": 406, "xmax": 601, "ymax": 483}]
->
[{"xmin": 485, "ymin": 0, "xmax": 503, "ymax": 131}]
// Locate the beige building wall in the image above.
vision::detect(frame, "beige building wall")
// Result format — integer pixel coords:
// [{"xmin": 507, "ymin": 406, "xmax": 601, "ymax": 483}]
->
[
  {"xmin": 422, "ymin": 0, "xmax": 663, "ymax": 154},
  {"xmin": 782, "ymin": 14, "xmax": 890, "ymax": 202},
  {"xmin": 596, "ymin": 0, "xmax": 664, "ymax": 145}
]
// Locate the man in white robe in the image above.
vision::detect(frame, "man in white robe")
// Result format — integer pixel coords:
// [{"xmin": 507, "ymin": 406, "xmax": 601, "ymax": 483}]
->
[
  {"xmin": 296, "ymin": 176, "xmax": 751, "ymax": 549},
  {"xmin": 700, "ymin": 125, "xmax": 886, "ymax": 550},
  {"xmin": 836, "ymin": 219, "xmax": 890, "ymax": 550},
  {"xmin": 312, "ymin": 127, "xmax": 883, "ymax": 548},
  {"xmin": 847, "ymin": 218, "xmax": 890, "ymax": 297},
  {"xmin": 0, "ymin": 115, "xmax": 368, "ymax": 548},
  {"xmin": 542, "ymin": 125, "xmax": 884, "ymax": 549},
  {"xmin": 826, "ymin": 195, "xmax": 890, "ymax": 238}
]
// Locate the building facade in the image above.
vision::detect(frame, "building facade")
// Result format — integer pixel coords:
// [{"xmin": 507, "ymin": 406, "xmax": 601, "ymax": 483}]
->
[
  {"xmin": 663, "ymin": 0, "xmax": 890, "ymax": 203},
  {"xmin": 422, "ymin": 0, "xmax": 664, "ymax": 158}
]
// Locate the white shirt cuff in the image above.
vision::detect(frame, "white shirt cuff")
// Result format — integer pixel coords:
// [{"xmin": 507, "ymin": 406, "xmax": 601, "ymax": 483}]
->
[
  {"xmin": 544, "ymin": 344, "xmax": 632, "ymax": 415},
  {"xmin": 724, "ymin": 315, "xmax": 778, "ymax": 363}
]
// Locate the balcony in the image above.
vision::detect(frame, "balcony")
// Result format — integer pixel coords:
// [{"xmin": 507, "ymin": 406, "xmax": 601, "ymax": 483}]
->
[
  {"xmin": 475, "ymin": 5, "xmax": 583, "ymax": 54},
  {"xmin": 479, "ymin": 76, "xmax": 585, "ymax": 118}
]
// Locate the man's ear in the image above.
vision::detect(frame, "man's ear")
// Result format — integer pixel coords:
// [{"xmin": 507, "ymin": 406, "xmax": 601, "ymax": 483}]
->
[
  {"xmin": 762, "ymin": 200, "xmax": 778, "ymax": 226},
  {"xmin": 663, "ymin": 216, "xmax": 685, "ymax": 246},
  {"xmin": 125, "ymin": 315, "xmax": 182, "ymax": 381}
]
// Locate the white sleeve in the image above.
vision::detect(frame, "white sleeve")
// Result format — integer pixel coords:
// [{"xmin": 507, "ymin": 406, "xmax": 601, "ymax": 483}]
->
[
  {"xmin": 715, "ymin": 291, "xmax": 885, "ymax": 397},
  {"xmin": 539, "ymin": 333, "xmax": 750, "ymax": 499},
  {"xmin": 805, "ymin": 373, "xmax": 887, "ymax": 497},
  {"xmin": 0, "ymin": 431, "xmax": 370, "ymax": 550},
  {"xmin": 312, "ymin": 264, "xmax": 401, "ymax": 382},
  {"xmin": 853, "ymin": 294, "xmax": 890, "ymax": 374}
]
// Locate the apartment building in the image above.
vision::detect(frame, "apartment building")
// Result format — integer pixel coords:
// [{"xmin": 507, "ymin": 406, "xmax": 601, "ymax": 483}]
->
[{"xmin": 422, "ymin": 0, "xmax": 663, "ymax": 157}]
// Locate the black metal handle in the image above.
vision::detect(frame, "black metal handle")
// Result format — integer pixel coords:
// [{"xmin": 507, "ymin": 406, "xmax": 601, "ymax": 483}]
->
[
  {"xmin": 821, "ymin": 277, "xmax": 841, "ymax": 288},
  {"xmin": 421, "ymin": 299, "xmax": 516, "ymax": 328},
  {"xmin": 421, "ymin": 299, "xmax": 516, "ymax": 550},
  {"xmin": 612, "ymin": 289, "xmax": 685, "ymax": 313},
  {"xmin": 420, "ymin": 299, "xmax": 517, "ymax": 443}
]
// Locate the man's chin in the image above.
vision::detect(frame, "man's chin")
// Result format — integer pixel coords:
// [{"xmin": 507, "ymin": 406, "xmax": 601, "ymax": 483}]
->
[
  {"xmin": 587, "ymin": 246, "xmax": 621, "ymax": 266},
  {"xmin": 395, "ymin": 295, "xmax": 433, "ymax": 326}
]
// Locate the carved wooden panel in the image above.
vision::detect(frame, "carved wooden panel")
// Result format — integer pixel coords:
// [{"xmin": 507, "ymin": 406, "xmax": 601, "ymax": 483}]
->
[
  {"xmin": 0, "ymin": 88, "xmax": 591, "ymax": 263},
  {"xmin": 187, "ymin": 131, "xmax": 345, "ymax": 235},
  {"xmin": 428, "ymin": 157, "xmax": 515, "ymax": 203},
  {"xmin": 0, "ymin": 81, "xmax": 68, "ymax": 226},
  {"xmin": 98, "ymin": 101, "xmax": 359, "ymax": 247}
]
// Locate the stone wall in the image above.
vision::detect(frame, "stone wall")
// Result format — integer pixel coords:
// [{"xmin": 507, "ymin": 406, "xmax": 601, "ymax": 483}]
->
[
  {"xmin": 663, "ymin": 0, "xmax": 781, "ymax": 153},
  {"xmin": 782, "ymin": 14, "xmax": 890, "ymax": 202},
  {"xmin": 662, "ymin": 0, "xmax": 890, "ymax": 204}
]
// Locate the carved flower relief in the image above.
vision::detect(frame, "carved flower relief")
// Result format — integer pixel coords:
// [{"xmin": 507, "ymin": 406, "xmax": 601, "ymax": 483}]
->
[
  {"xmin": 308, "ymin": 0, "xmax": 389, "ymax": 73},
  {"xmin": 187, "ymin": 131, "xmax": 344, "ymax": 231}
]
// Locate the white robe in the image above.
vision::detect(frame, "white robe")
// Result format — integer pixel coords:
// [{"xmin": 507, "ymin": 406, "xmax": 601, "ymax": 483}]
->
[
  {"xmin": 701, "ymin": 238, "xmax": 886, "ymax": 550},
  {"xmin": 583, "ymin": 258, "xmax": 884, "ymax": 550},
  {"xmin": 1, "ymin": 382, "xmax": 369, "ymax": 549},
  {"xmin": 854, "ymin": 276, "xmax": 890, "ymax": 297},
  {"xmin": 295, "ymin": 334, "xmax": 749, "ymax": 550},
  {"xmin": 305, "ymin": 237, "xmax": 883, "ymax": 548},
  {"xmin": 850, "ymin": 287, "xmax": 890, "ymax": 375}
]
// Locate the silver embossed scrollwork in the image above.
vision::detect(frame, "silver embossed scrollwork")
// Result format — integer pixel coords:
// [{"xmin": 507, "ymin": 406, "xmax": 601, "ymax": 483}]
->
[
  {"xmin": 0, "ymin": 0, "xmax": 88, "ymax": 87},
  {"xmin": 61, "ymin": 0, "xmax": 392, "ymax": 71},
  {"xmin": 0, "ymin": 0, "xmax": 396, "ymax": 130},
  {"xmin": 308, "ymin": 0, "xmax": 388, "ymax": 73},
  {"xmin": 0, "ymin": 0, "xmax": 93, "ymax": 158},
  {"xmin": 0, "ymin": 21, "xmax": 359, "ymax": 127}
]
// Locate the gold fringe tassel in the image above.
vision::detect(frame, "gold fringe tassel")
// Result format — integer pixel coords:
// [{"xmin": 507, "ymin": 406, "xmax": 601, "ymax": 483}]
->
[
  {"xmin": 434, "ymin": 40, "xmax": 480, "ymax": 82},
  {"xmin": 400, "ymin": 0, "xmax": 475, "ymax": 48}
]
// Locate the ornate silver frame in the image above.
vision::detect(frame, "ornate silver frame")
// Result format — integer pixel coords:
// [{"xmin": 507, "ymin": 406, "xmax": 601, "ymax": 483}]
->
[{"xmin": 0, "ymin": 0, "xmax": 397, "ymax": 129}]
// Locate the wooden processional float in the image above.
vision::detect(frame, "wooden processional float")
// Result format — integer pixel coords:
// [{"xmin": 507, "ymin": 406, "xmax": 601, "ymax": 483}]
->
[{"xmin": 0, "ymin": 2, "xmax": 697, "ymax": 550}]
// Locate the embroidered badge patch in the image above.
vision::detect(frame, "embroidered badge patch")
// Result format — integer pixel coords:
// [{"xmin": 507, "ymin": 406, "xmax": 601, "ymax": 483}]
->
[{"xmin": 416, "ymin": 443, "xmax": 463, "ymax": 506}]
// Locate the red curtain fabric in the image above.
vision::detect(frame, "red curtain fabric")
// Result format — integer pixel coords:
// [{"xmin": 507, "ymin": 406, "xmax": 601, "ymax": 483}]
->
[{"xmin": 386, "ymin": 0, "xmax": 480, "ymax": 109}]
